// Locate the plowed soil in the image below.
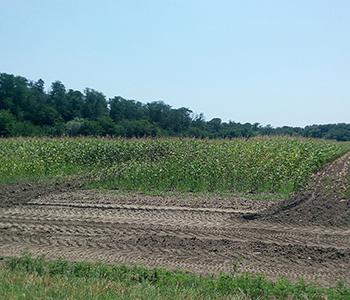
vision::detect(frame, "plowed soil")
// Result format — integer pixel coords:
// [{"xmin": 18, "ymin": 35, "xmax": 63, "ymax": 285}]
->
[
  {"xmin": 0, "ymin": 153, "xmax": 349, "ymax": 286},
  {"xmin": 247, "ymin": 152, "xmax": 350, "ymax": 227}
]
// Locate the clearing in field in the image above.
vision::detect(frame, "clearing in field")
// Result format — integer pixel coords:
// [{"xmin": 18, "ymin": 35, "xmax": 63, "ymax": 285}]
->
[{"xmin": 0, "ymin": 137, "xmax": 350, "ymax": 296}]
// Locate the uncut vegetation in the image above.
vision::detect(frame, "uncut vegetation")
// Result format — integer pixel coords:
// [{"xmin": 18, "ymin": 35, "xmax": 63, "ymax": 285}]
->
[
  {"xmin": 0, "ymin": 137, "xmax": 345, "ymax": 195},
  {"xmin": 1, "ymin": 254, "xmax": 348, "ymax": 300}
]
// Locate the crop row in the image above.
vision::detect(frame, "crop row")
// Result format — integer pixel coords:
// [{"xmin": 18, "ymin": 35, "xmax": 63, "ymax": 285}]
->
[{"xmin": 0, "ymin": 137, "xmax": 345, "ymax": 194}]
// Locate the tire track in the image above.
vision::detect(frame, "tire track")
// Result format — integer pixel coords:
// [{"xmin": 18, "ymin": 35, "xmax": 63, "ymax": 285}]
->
[
  {"xmin": 1, "ymin": 219, "xmax": 349, "ymax": 250},
  {"xmin": 1, "ymin": 195, "xmax": 350, "ymax": 285}
]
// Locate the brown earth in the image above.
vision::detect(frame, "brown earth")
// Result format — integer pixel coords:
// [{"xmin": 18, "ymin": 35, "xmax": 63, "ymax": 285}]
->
[
  {"xmin": 0, "ymin": 153, "xmax": 350, "ymax": 286},
  {"xmin": 245, "ymin": 152, "xmax": 350, "ymax": 227}
]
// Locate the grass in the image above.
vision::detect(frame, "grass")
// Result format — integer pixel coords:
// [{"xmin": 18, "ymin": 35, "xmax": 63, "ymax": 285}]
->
[
  {"xmin": 1, "ymin": 254, "xmax": 349, "ymax": 300},
  {"xmin": 0, "ymin": 137, "xmax": 347, "ymax": 197}
]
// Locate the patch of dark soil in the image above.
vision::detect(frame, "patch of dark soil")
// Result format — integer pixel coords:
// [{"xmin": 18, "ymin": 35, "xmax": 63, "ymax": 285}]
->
[
  {"xmin": 117, "ymin": 233, "xmax": 350, "ymax": 264},
  {"xmin": 248, "ymin": 153, "xmax": 350, "ymax": 227},
  {"xmin": 249, "ymin": 241, "xmax": 350, "ymax": 263},
  {"xmin": 0, "ymin": 179, "xmax": 85, "ymax": 208}
]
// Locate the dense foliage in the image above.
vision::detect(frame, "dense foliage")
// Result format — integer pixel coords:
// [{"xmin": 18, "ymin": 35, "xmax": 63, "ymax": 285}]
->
[
  {"xmin": 1, "ymin": 254, "xmax": 348, "ymax": 300},
  {"xmin": 0, "ymin": 137, "xmax": 345, "ymax": 196},
  {"xmin": 1, "ymin": 73, "xmax": 349, "ymax": 140}
]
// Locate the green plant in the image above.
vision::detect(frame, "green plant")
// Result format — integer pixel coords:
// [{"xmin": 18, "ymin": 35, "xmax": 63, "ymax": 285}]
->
[
  {"xmin": 0, "ymin": 137, "xmax": 346, "ymax": 197},
  {"xmin": 1, "ymin": 254, "xmax": 349, "ymax": 300}
]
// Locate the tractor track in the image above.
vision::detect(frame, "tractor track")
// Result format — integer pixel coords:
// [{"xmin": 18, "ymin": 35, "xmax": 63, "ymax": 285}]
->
[{"xmin": 0, "ymin": 199, "xmax": 350, "ymax": 286}]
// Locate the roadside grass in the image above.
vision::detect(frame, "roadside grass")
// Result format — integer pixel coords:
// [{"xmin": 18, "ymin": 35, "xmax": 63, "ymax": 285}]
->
[
  {"xmin": 1, "ymin": 254, "xmax": 349, "ymax": 300},
  {"xmin": 0, "ymin": 137, "xmax": 347, "ymax": 198}
]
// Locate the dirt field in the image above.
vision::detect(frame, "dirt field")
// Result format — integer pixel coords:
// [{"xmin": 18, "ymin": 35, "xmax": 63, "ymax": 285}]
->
[{"xmin": 0, "ymin": 153, "xmax": 350, "ymax": 286}]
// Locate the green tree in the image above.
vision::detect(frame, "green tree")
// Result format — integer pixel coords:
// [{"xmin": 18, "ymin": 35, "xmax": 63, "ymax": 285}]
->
[
  {"xmin": 65, "ymin": 89, "xmax": 84, "ymax": 120},
  {"xmin": 50, "ymin": 81, "xmax": 68, "ymax": 120},
  {"xmin": 97, "ymin": 116, "xmax": 119, "ymax": 136},
  {"xmin": 82, "ymin": 89, "xmax": 108, "ymax": 120},
  {"xmin": 110, "ymin": 96, "xmax": 145, "ymax": 121},
  {"xmin": 0, "ymin": 110, "xmax": 16, "ymax": 137},
  {"xmin": 79, "ymin": 120, "xmax": 104, "ymax": 136}
]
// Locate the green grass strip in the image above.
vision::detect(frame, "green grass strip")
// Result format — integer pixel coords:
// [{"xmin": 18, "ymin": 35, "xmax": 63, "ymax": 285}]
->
[{"xmin": 0, "ymin": 254, "xmax": 349, "ymax": 300}]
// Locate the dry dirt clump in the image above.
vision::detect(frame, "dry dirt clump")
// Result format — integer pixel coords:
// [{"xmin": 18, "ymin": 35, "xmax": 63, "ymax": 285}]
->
[{"xmin": 247, "ymin": 152, "xmax": 350, "ymax": 227}]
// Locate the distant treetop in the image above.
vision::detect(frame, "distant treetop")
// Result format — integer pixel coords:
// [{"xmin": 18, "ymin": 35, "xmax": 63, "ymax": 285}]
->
[{"xmin": 0, "ymin": 72, "xmax": 349, "ymax": 141}]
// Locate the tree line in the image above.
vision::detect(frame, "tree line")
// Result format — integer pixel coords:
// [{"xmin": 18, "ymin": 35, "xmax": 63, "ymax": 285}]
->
[{"xmin": 0, "ymin": 73, "xmax": 349, "ymax": 141}]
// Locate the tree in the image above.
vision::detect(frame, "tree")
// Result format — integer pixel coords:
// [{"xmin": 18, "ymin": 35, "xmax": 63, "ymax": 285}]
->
[
  {"xmin": 0, "ymin": 74, "xmax": 29, "ymax": 117},
  {"xmin": 65, "ymin": 89, "xmax": 84, "ymax": 120},
  {"xmin": 79, "ymin": 120, "xmax": 104, "ymax": 136},
  {"xmin": 164, "ymin": 107, "xmax": 192, "ymax": 134},
  {"xmin": 0, "ymin": 110, "xmax": 16, "ymax": 137},
  {"xmin": 50, "ymin": 81, "xmax": 68, "ymax": 120},
  {"xmin": 110, "ymin": 96, "xmax": 145, "ymax": 121},
  {"xmin": 121, "ymin": 119, "xmax": 158, "ymax": 137},
  {"xmin": 208, "ymin": 118, "xmax": 222, "ymax": 132},
  {"xmin": 146, "ymin": 101, "xmax": 171, "ymax": 124},
  {"xmin": 65, "ymin": 118, "xmax": 84, "ymax": 136},
  {"xmin": 97, "ymin": 116, "xmax": 118, "ymax": 136},
  {"xmin": 0, "ymin": 72, "xmax": 350, "ymax": 141},
  {"xmin": 82, "ymin": 89, "xmax": 108, "ymax": 119}
]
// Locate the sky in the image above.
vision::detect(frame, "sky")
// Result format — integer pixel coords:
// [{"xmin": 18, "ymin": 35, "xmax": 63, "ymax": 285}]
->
[{"xmin": 0, "ymin": 0, "xmax": 349, "ymax": 127}]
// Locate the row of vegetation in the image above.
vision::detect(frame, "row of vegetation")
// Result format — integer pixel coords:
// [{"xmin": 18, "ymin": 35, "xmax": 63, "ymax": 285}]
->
[
  {"xmin": 0, "ymin": 254, "xmax": 348, "ymax": 299},
  {"xmin": 0, "ymin": 137, "xmax": 346, "ymax": 196},
  {"xmin": 1, "ymin": 73, "xmax": 350, "ymax": 140}
]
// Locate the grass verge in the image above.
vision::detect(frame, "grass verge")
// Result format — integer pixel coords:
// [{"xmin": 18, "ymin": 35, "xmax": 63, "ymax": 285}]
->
[{"xmin": 0, "ymin": 254, "xmax": 349, "ymax": 300}]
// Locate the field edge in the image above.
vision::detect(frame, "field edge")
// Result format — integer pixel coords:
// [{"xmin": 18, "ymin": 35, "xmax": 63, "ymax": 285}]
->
[{"xmin": 1, "ymin": 254, "xmax": 349, "ymax": 300}]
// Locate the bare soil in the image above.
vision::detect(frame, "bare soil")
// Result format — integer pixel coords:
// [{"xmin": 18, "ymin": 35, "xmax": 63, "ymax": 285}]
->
[
  {"xmin": 0, "ymin": 153, "xmax": 350, "ymax": 286},
  {"xmin": 246, "ymin": 152, "xmax": 350, "ymax": 227}
]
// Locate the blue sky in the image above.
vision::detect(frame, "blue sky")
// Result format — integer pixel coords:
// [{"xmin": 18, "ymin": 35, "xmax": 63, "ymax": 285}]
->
[{"xmin": 0, "ymin": 0, "xmax": 349, "ymax": 127}]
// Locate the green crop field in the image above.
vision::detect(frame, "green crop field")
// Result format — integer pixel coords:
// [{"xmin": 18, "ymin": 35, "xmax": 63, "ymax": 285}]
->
[{"xmin": 0, "ymin": 137, "xmax": 347, "ymax": 196}]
